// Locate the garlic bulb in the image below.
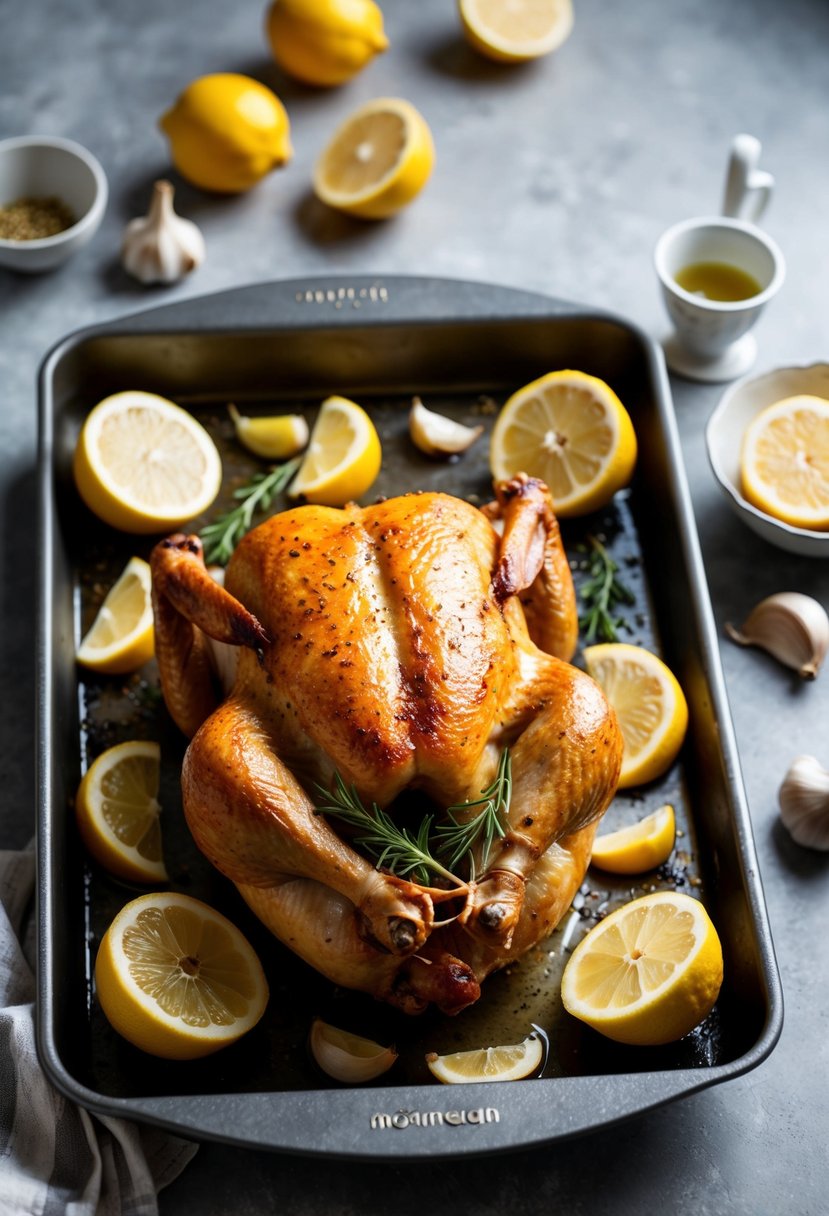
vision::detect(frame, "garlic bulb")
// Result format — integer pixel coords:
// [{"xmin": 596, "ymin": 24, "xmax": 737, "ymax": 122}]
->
[
  {"xmin": 409, "ymin": 396, "xmax": 483, "ymax": 458},
  {"xmin": 724, "ymin": 592, "xmax": 829, "ymax": 679},
  {"xmin": 778, "ymin": 755, "xmax": 829, "ymax": 850},
  {"xmin": 121, "ymin": 180, "xmax": 205, "ymax": 285},
  {"xmin": 309, "ymin": 1018, "xmax": 397, "ymax": 1083}
]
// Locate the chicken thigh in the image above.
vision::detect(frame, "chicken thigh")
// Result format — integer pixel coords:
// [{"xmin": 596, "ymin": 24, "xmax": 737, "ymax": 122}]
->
[{"xmin": 150, "ymin": 475, "xmax": 622, "ymax": 1015}]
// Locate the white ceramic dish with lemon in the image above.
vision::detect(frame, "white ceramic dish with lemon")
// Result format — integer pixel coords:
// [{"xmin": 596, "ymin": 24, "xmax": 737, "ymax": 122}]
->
[{"xmin": 706, "ymin": 362, "xmax": 829, "ymax": 557}]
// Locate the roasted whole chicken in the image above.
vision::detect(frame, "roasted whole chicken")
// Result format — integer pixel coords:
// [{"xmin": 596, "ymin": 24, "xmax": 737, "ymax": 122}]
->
[{"xmin": 151, "ymin": 475, "xmax": 622, "ymax": 1015}]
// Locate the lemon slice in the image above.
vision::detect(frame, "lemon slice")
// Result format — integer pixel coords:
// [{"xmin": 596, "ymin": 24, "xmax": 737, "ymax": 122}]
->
[
  {"xmin": 459, "ymin": 0, "xmax": 574, "ymax": 63},
  {"xmin": 591, "ymin": 804, "xmax": 676, "ymax": 874},
  {"xmin": 740, "ymin": 394, "xmax": 829, "ymax": 530},
  {"xmin": 73, "ymin": 391, "xmax": 222, "ymax": 533},
  {"xmin": 489, "ymin": 370, "xmax": 637, "ymax": 517},
  {"xmin": 561, "ymin": 891, "xmax": 723, "ymax": 1045},
  {"xmin": 95, "ymin": 892, "xmax": 269, "ymax": 1059},
  {"xmin": 76, "ymin": 556, "xmax": 155, "ymax": 675},
  {"xmin": 313, "ymin": 98, "xmax": 435, "ymax": 219},
  {"xmin": 310, "ymin": 1018, "xmax": 397, "ymax": 1083},
  {"xmin": 289, "ymin": 395, "xmax": 381, "ymax": 505},
  {"xmin": 584, "ymin": 644, "xmax": 688, "ymax": 789},
  {"xmin": 228, "ymin": 404, "xmax": 309, "ymax": 460},
  {"xmin": 75, "ymin": 740, "xmax": 167, "ymax": 883},
  {"xmin": 426, "ymin": 1033, "xmax": 543, "ymax": 1084}
]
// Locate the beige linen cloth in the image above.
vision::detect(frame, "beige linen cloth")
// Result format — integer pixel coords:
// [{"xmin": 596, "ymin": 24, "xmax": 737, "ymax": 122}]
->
[{"xmin": 0, "ymin": 845, "xmax": 198, "ymax": 1215}]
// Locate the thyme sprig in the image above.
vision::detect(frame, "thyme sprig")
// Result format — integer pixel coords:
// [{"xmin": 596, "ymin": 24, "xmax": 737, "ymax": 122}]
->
[
  {"xmin": 434, "ymin": 749, "xmax": 511, "ymax": 878},
  {"xmin": 577, "ymin": 534, "xmax": 636, "ymax": 644},
  {"xmin": 315, "ymin": 750, "xmax": 512, "ymax": 886},
  {"xmin": 200, "ymin": 457, "xmax": 301, "ymax": 566}
]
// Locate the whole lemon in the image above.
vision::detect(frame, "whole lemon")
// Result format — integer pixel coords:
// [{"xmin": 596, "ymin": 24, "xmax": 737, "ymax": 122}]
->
[
  {"xmin": 160, "ymin": 73, "xmax": 292, "ymax": 193},
  {"xmin": 266, "ymin": 0, "xmax": 389, "ymax": 87}
]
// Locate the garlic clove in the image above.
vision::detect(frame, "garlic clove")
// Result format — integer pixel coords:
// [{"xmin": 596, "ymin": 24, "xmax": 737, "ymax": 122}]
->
[
  {"xmin": 778, "ymin": 754, "xmax": 829, "ymax": 850},
  {"xmin": 409, "ymin": 396, "xmax": 484, "ymax": 458},
  {"xmin": 725, "ymin": 591, "xmax": 829, "ymax": 679},
  {"xmin": 228, "ymin": 403, "xmax": 309, "ymax": 460},
  {"xmin": 309, "ymin": 1018, "xmax": 398, "ymax": 1084},
  {"xmin": 122, "ymin": 180, "xmax": 205, "ymax": 285}
]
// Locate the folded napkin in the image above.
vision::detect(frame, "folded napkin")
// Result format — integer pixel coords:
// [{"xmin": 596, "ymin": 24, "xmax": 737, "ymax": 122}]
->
[{"xmin": 0, "ymin": 845, "xmax": 198, "ymax": 1216}]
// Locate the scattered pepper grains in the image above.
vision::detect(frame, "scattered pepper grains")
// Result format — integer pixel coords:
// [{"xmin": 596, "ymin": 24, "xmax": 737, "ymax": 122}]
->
[{"xmin": 0, "ymin": 195, "xmax": 76, "ymax": 240}]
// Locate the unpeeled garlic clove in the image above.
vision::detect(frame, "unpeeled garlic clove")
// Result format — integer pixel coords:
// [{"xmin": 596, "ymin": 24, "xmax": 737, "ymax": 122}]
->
[
  {"xmin": 725, "ymin": 592, "xmax": 829, "ymax": 679},
  {"xmin": 778, "ymin": 755, "xmax": 829, "ymax": 850},
  {"xmin": 409, "ymin": 396, "xmax": 484, "ymax": 458},
  {"xmin": 122, "ymin": 180, "xmax": 205, "ymax": 285},
  {"xmin": 309, "ymin": 1018, "xmax": 398, "ymax": 1083}
]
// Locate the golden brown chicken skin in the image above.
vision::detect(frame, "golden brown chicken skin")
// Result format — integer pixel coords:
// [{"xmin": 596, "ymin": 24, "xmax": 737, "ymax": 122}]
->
[{"xmin": 151, "ymin": 476, "xmax": 622, "ymax": 1015}]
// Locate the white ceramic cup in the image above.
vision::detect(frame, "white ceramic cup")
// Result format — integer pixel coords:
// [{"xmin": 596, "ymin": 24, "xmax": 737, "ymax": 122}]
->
[{"xmin": 654, "ymin": 215, "xmax": 785, "ymax": 382}]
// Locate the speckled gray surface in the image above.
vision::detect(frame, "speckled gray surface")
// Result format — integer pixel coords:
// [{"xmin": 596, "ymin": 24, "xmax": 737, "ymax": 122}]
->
[{"xmin": 2, "ymin": 0, "xmax": 828, "ymax": 1211}]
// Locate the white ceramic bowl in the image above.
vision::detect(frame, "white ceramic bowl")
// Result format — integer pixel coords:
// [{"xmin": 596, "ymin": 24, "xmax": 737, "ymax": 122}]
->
[
  {"xmin": 706, "ymin": 361, "xmax": 829, "ymax": 557},
  {"xmin": 0, "ymin": 135, "xmax": 108, "ymax": 273}
]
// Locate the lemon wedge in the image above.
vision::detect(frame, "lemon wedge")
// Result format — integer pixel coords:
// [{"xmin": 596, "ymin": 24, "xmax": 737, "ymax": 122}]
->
[
  {"xmin": 228, "ymin": 404, "xmax": 309, "ymax": 460},
  {"xmin": 489, "ymin": 370, "xmax": 637, "ymax": 517},
  {"xmin": 590, "ymin": 804, "xmax": 676, "ymax": 874},
  {"xmin": 584, "ymin": 644, "xmax": 688, "ymax": 789},
  {"xmin": 309, "ymin": 1018, "xmax": 397, "ymax": 1083},
  {"xmin": 426, "ymin": 1033, "xmax": 543, "ymax": 1084},
  {"xmin": 459, "ymin": 0, "xmax": 574, "ymax": 63},
  {"xmin": 95, "ymin": 892, "xmax": 269, "ymax": 1059},
  {"xmin": 75, "ymin": 740, "xmax": 167, "ymax": 883},
  {"xmin": 160, "ymin": 74, "xmax": 292, "ymax": 193},
  {"xmin": 561, "ymin": 891, "xmax": 723, "ymax": 1045},
  {"xmin": 289, "ymin": 395, "xmax": 381, "ymax": 505},
  {"xmin": 740, "ymin": 394, "xmax": 829, "ymax": 530},
  {"xmin": 313, "ymin": 98, "xmax": 435, "ymax": 219},
  {"xmin": 76, "ymin": 556, "xmax": 155, "ymax": 675},
  {"xmin": 74, "ymin": 391, "xmax": 222, "ymax": 534},
  {"xmin": 266, "ymin": 0, "xmax": 388, "ymax": 87}
]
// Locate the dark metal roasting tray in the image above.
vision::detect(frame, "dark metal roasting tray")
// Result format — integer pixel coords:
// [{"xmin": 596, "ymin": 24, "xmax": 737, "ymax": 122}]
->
[{"xmin": 37, "ymin": 274, "xmax": 782, "ymax": 1158}]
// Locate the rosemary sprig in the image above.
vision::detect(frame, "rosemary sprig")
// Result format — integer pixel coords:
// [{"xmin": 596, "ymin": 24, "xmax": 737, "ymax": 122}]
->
[
  {"xmin": 314, "ymin": 772, "xmax": 459, "ymax": 887},
  {"xmin": 200, "ymin": 457, "xmax": 301, "ymax": 566},
  {"xmin": 315, "ymin": 750, "xmax": 513, "ymax": 885},
  {"xmin": 577, "ymin": 534, "xmax": 636, "ymax": 644},
  {"xmin": 434, "ymin": 749, "xmax": 511, "ymax": 877}
]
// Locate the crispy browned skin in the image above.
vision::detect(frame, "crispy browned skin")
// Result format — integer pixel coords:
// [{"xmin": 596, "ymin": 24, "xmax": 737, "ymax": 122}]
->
[{"xmin": 150, "ymin": 477, "xmax": 622, "ymax": 1015}]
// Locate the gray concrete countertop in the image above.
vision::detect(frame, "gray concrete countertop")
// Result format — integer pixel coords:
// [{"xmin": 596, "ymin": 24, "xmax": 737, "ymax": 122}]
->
[{"xmin": 2, "ymin": 0, "xmax": 828, "ymax": 1212}]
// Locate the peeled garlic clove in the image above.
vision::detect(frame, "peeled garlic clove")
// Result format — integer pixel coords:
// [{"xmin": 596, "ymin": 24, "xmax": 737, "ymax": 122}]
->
[
  {"xmin": 122, "ymin": 180, "xmax": 205, "ymax": 285},
  {"xmin": 725, "ymin": 591, "xmax": 829, "ymax": 679},
  {"xmin": 228, "ymin": 404, "xmax": 309, "ymax": 460},
  {"xmin": 409, "ymin": 396, "xmax": 484, "ymax": 458},
  {"xmin": 309, "ymin": 1018, "xmax": 397, "ymax": 1084},
  {"xmin": 778, "ymin": 754, "xmax": 829, "ymax": 850}
]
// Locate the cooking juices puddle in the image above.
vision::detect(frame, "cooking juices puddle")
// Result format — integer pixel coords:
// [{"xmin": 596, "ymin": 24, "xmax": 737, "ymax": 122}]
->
[{"xmin": 673, "ymin": 260, "xmax": 762, "ymax": 302}]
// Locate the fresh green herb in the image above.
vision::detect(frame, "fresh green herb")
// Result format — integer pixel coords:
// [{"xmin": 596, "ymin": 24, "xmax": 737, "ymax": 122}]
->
[
  {"xmin": 200, "ymin": 458, "xmax": 301, "ymax": 565},
  {"xmin": 434, "ymin": 749, "xmax": 511, "ymax": 877},
  {"xmin": 577, "ymin": 534, "xmax": 636, "ymax": 644},
  {"xmin": 315, "ymin": 749, "xmax": 512, "ymax": 885}
]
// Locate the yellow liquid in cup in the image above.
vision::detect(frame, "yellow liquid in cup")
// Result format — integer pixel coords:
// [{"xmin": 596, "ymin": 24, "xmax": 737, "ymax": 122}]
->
[{"xmin": 674, "ymin": 261, "xmax": 762, "ymax": 302}]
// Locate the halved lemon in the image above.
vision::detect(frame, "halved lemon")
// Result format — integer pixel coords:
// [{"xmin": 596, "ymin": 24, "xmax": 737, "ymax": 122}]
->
[
  {"xmin": 228, "ymin": 404, "xmax": 309, "ymax": 460},
  {"xmin": 489, "ymin": 370, "xmax": 637, "ymax": 517},
  {"xmin": 561, "ymin": 891, "xmax": 723, "ymax": 1045},
  {"xmin": 76, "ymin": 556, "xmax": 155, "ymax": 675},
  {"xmin": 426, "ymin": 1033, "xmax": 543, "ymax": 1084},
  {"xmin": 459, "ymin": 0, "xmax": 574, "ymax": 63},
  {"xmin": 95, "ymin": 892, "xmax": 269, "ymax": 1059},
  {"xmin": 73, "ymin": 391, "xmax": 222, "ymax": 533},
  {"xmin": 310, "ymin": 1018, "xmax": 397, "ymax": 1083},
  {"xmin": 584, "ymin": 643, "xmax": 688, "ymax": 789},
  {"xmin": 740, "ymin": 394, "xmax": 829, "ymax": 530},
  {"xmin": 591, "ymin": 804, "xmax": 676, "ymax": 874},
  {"xmin": 75, "ymin": 740, "xmax": 167, "ymax": 883},
  {"xmin": 289, "ymin": 395, "xmax": 381, "ymax": 505},
  {"xmin": 313, "ymin": 97, "xmax": 435, "ymax": 219}
]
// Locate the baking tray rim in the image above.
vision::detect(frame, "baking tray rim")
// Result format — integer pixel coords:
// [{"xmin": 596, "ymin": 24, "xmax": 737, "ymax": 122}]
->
[{"xmin": 35, "ymin": 272, "xmax": 784, "ymax": 1157}]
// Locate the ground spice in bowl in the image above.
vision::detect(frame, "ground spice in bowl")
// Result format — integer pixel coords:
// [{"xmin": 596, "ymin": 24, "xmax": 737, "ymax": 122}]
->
[{"xmin": 0, "ymin": 195, "xmax": 76, "ymax": 240}]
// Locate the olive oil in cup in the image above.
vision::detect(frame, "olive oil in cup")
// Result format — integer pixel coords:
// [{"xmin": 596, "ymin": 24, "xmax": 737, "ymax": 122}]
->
[{"xmin": 673, "ymin": 261, "xmax": 761, "ymax": 303}]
